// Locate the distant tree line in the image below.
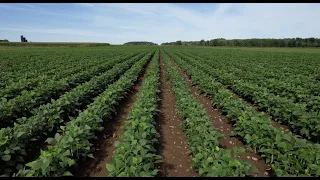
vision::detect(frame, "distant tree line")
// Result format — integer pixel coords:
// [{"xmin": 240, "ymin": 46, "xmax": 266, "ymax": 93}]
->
[
  {"xmin": 161, "ymin": 38, "xmax": 320, "ymax": 47},
  {"xmin": 0, "ymin": 39, "xmax": 9, "ymax": 42},
  {"xmin": 124, "ymin": 41, "xmax": 158, "ymax": 46}
]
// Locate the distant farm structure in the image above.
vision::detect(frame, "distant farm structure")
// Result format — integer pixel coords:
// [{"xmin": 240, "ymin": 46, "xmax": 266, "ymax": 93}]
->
[{"xmin": 20, "ymin": 35, "xmax": 28, "ymax": 42}]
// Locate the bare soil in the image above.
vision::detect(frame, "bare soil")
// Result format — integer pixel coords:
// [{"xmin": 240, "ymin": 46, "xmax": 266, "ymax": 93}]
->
[{"xmin": 155, "ymin": 56, "xmax": 198, "ymax": 177}]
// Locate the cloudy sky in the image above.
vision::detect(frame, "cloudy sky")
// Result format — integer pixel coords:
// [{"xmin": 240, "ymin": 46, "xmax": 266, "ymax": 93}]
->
[{"xmin": 0, "ymin": 3, "xmax": 319, "ymax": 44}]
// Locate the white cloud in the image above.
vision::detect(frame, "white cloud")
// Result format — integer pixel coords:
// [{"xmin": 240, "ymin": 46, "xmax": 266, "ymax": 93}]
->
[
  {"xmin": 87, "ymin": 3, "xmax": 320, "ymax": 44},
  {"xmin": 75, "ymin": 3, "xmax": 94, "ymax": 8},
  {"xmin": 0, "ymin": 27, "xmax": 105, "ymax": 37},
  {"xmin": 1, "ymin": 3, "xmax": 319, "ymax": 44},
  {"xmin": 18, "ymin": 3, "xmax": 35, "ymax": 8},
  {"xmin": 0, "ymin": 3, "xmax": 29, "ymax": 11},
  {"xmin": 0, "ymin": 3, "xmax": 90, "ymax": 20}
]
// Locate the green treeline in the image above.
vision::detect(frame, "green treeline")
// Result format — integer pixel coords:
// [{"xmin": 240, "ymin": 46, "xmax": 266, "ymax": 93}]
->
[
  {"xmin": 161, "ymin": 38, "xmax": 320, "ymax": 47},
  {"xmin": 124, "ymin": 41, "xmax": 158, "ymax": 46}
]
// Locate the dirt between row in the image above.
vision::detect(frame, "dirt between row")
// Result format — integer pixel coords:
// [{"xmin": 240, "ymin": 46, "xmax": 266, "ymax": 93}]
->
[
  {"xmin": 167, "ymin": 55, "xmax": 271, "ymax": 177},
  {"xmin": 155, "ymin": 56, "xmax": 198, "ymax": 177}
]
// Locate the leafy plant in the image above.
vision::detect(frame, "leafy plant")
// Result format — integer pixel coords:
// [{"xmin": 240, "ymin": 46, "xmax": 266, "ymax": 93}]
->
[
  {"xmin": 107, "ymin": 49, "xmax": 162, "ymax": 177},
  {"xmin": 161, "ymin": 51, "xmax": 255, "ymax": 177},
  {"xmin": 10, "ymin": 50, "xmax": 156, "ymax": 177},
  {"xmin": 164, "ymin": 49, "xmax": 320, "ymax": 177}
]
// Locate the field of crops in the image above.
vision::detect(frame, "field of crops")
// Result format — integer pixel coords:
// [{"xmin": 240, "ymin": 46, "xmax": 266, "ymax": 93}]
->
[{"xmin": 0, "ymin": 45, "xmax": 319, "ymax": 177}]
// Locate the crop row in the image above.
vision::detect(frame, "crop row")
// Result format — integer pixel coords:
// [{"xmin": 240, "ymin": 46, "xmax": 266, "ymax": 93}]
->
[
  {"xmin": 0, "ymin": 52, "xmax": 128, "ymax": 101},
  {"xmin": 12, "ymin": 50, "xmax": 156, "ymax": 177},
  {"xmin": 0, "ymin": 51, "xmax": 146, "ymax": 128},
  {"xmin": 0, "ymin": 51, "xmax": 150, "ymax": 176},
  {"xmin": 0, "ymin": 47, "xmax": 145, "ymax": 88},
  {"xmin": 161, "ymin": 51, "xmax": 255, "ymax": 177},
  {"xmin": 0, "ymin": 50, "xmax": 99, "ymax": 88},
  {"xmin": 180, "ymin": 50, "xmax": 320, "ymax": 113},
  {"xmin": 164, "ymin": 49, "xmax": 320, "ymax": 177},
  {"xmin": 184, "ymin": 48, "xmax": 320, "ymax": 87},
  {"xmin": 171, "ymin": 50, "xmax": 320, "ymax": 142},
  {"xmin": 107, "ymin": 49, "xmax": 162, "ymax": 177}
]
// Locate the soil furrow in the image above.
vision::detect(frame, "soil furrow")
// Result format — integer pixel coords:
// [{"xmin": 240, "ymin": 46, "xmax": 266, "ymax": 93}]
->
[
  {"xmin": 155, "ymin": 56, "xmax": 198, "ymax": 177},
  {"xmin": 74, "ymin": 59, "xmax": 152, "ymax": 177},
  {"xmin": 168, "ymin": 56, "xmax": 271, "ymax": 177}
]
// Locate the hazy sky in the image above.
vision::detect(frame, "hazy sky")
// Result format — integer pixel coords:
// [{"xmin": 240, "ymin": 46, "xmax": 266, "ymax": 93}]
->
[{"xmin": 0, "ymin": 3, "xmax": 319, "ymax": 44}]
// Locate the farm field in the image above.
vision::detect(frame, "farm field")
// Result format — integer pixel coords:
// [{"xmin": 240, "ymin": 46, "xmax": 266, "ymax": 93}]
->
[{"xmin": 0, "ymin": 45, "xmax": 319, "ymax": 177}]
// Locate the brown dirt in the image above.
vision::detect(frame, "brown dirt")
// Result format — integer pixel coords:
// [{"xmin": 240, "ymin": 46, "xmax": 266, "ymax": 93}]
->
[
  {"xmin": 74, "ymin": 59, "xmax": 152, "ymax": 177},
  {"xmin": 155, "ymin": 56, "xmax": 198, "ymax": 177},
  {"xmin": 168, "ymin": 56, "xmax": 271, "ymax": 177}
]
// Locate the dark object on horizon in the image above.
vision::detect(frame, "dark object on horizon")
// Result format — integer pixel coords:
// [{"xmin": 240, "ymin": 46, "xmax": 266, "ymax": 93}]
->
[
  {"xmin": 0, "ymin": 39, "xmax": 9, "ymax": 42},
  {"xmin": 124, "ymin": 41, "xmax": 158, "ymax": 46},
  {"xmin": 21, "ymin": 35, "xmax": 28, "ymax": 42}
]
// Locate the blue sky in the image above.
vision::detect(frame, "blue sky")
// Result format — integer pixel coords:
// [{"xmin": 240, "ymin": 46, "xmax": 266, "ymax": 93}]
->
[{"xmin": 0, "ymin": 3, "xmax": 319, "ymax": 44}]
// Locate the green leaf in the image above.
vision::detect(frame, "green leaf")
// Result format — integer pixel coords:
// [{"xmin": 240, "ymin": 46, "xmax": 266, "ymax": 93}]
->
[
  {"xmin": 151, "ymin": 169, "xmax": 159, "ymax": 176},
  {"xmin": 42, "ymin": 157, "xmax": 51, "ymax": 169},
  {"xmin": 2, "ymin": 155, "xmax": 11, "ymax": 161},
  {"xmin": 142, "ymin": 132, "xmax": 147, "ymax": 138},
  {"xmin": 114, "ymin": 141, "xmax": 120, "ymax": 147},
  {"xmin": 12, "ymin": 146, "xmax": 21, "ymax": 151},
  {"xmin": 195, "ymin": 153, "xmax": 203, "ymax": 160},
  {"xmin": 199, "ymin": 168, "xmax": 205, "ymax": 175},
  {"xmin": 62, "ymin": 171, "xmax": 73, "ymax": 176},
  {"xmin": 139, "ymin": 171, "xmax": 150, "ymax": 177},
  {"xmin": 106, "ymin": 164, "xmax": 115, "ymax": 172},
  {"xmin": 54, "ymin": 133, "xmax": 61, "ymax": 142},
  {"xmin": 45, "ymin": 138, "xmax": 56, "ymax": 144},
  {"xmin": 4, "ymin": 149, "xmax": 10, "ymax": 155},
  {"xmin": 132, "ymin": 157, "xmax": 138, "ymax": 165},
  {"xmin": 67, "ymin": 159, "xmax": 75, "ymax": 166},
  {"xmin": 277, "ymin": 142, "xmax": 287, "ymax": 149},
  {"xmin": 143, "ymin": 164, "xmax": 151, "ymax": 172},
  {"xmin": 244, "ymin": 134, "xmax": 251, "ymax": 143},
  {"xmin": 139, "ymin": 139, "xmax": 147, "ymax": 146},
  {"xmin": 115, "ymin": 158, "xmax": 124, "ymax": 167},
  {"xmin": 129, "ymin": 166, "xmax": 136, "ymax": 173},
  {"xmin": 132, "ymin": 139, "xmax": 137, "ymax": 145},
  {"xmin": 118, "ymin": 172, "xmax": 127, "ymax": 177},
  {"xmin": 87, "ymin": 154, "xmax": 94, "ymax": 159},
  {"xmin": 238, "ymin": 147, "xmax": 245, "ymax": 153},
  {"xmin": 17, "ymin": 132, "xmax": 25, "ymax": 138},
  {"xmin": 275, "ymin": 134, "xmax": 281, "ymax": 143},
  {"xmin": 229, "ymin": 160, "xmax": 241, "ymax": 167}
]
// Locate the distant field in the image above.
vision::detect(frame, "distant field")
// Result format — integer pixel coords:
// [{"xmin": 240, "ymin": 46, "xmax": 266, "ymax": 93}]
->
[
  {"xmin": 0, "ymin": 42, "xmax": 110, "ymax": 48},
  {"xmin": 0, "ymin": 45, "xmax": 319, "ymax": 177}
]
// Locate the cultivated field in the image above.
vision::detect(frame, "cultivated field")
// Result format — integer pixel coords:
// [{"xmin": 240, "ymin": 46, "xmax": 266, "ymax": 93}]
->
[{"xmin": 0, "ymin": 45, "xmax": 319, "ymax": 177}]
